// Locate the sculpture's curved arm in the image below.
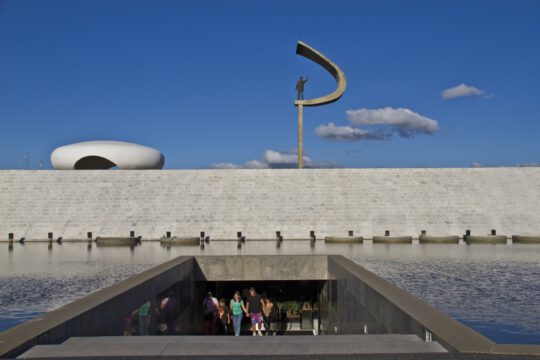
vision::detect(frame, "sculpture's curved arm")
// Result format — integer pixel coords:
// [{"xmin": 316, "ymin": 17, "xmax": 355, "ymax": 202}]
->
[{"xmin": 294, "ymin": 41, "xmax": 347, "ymax": 107}]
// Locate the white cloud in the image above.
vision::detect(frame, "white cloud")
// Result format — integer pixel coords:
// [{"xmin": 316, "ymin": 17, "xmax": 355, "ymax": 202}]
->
[
  {"xmin": 243, "ymin": 160, "xmax": 269, "ymax": 169},
  {"xmin": 471, "ymin": 162, "xmax": 483, "ymax": 168},
  {"xmin": 346, "ymin": 107, "xmax": 439, "ymax": 136},
  {"xmin": 315, "ymin": 123, "xmax": 389, "ymax": 141},
  {"xmin": 211, "ymin": 149, "xmax": 339, "ymax": 169},
  {"xmin": 316, "ymin": 107, "xmax": 438, "ymax": 142},
  {"xmin": 515, "ymin": 162, "xmax": 540, "ymax": 167},
  {"xmin": 211, "ymin": 160, "xmax": 269, "ymax": 169},
  {"xmin": 441, "ymin": 83, "xmax": 484, "ymax": 99},
  {"xmin": 211, "ymin": 162, "xmax": 243, "ymax": 169},
  {"xmin": 261, "ymin": 150, "xmax": 299, "ymax": 165}
]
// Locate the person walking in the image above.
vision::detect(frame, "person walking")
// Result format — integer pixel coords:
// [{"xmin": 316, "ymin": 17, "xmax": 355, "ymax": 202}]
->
[
  {"xmin": 229, "ymin": 291, "xmax": 247, "ymax": 336},
  {"xmin": 137, "ymin": 301, "xmax": 151, "ymax": 335},
  {"xmin": 216, "ymin": 300, "xmax": 230, "ymax": 335},
  {"xmin": 262, "ymin": 296, "xmax": 275, "ymax": 335},
  {"xmin": 203, "ymin": 291, "xmax": 218, "ymax": 335},
  {"xmin": 123, "ymin": 310, "xmax": 136, "ymax": 336},
  {"xmin": 246, "ymin": 287, "xmax": 265, "ymax": 336},
  {"xmin": 161, "ymin": 292, "xmax": 178, "ymax": 334}
]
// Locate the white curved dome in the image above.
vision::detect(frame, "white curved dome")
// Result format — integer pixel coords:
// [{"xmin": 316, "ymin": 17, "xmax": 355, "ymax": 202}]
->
[{"xmin": 51, "ymin": 141, "xmax": 165, "ymax": 170}]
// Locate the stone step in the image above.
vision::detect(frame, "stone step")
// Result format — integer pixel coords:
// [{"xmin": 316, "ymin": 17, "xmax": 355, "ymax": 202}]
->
[{"xmin": 19, "ymin": 335, "xmax": 446, "ymax": 358}]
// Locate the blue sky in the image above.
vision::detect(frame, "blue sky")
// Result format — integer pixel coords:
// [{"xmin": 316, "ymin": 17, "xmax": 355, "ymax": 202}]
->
[{"xmin": 0, "ymin": 0, "xmax": 539, "ymax": 169}]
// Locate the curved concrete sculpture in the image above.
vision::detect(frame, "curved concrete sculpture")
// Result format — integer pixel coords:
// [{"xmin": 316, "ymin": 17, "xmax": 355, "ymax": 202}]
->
[
  {"xmin": 294, "ymin": 41, "xmax": 347, "ymax": 168},
  {"xmin": 51, "ymin": 141, "xmax": 164, "ymax": 170},
  {"xmin": 294, "ymin": 41, "xmax": 347, "ymax": 107}
]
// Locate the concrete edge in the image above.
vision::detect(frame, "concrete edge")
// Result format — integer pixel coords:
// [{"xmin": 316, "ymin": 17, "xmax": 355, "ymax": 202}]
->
[
  {"xmin": 327, "ymin": 255, "xmax": 496, "ymax": 353},
  {"xmin": 194, "ymin": 254, "xmax": 329, "ymax": 281},
  {"xmin": 0, "ymin": 256, "xmax": 194, "ymax": 358},
  {"xmin": 419, "ymin": 236, "xmax": 460, "ymax": 244},
  {"xmin": 466, "ymin": 236, "xmax": 507, "ymax": 244},
  {"xmin": 512, "ymin": 235, "xmax": 540, "ymax": 244},
  {"xmin": 490, "ymin": 344, "xmax": 540, "ymax": 355},
  {"xmin": 4, "ymin": 237, "xmax": 540, "ymax": 243},
  {"xmin": 372, "ymin": 236, "xmax": 413, "ymax": 244},
  {"xmin": 324, "ymin": 236, "xmax": 364, "ymax": 243}
]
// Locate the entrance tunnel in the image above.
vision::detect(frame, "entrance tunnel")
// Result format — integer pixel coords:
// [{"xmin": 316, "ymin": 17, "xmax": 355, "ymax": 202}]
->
[{"xmin": 0, "ymin": 255, "xmax": 496, "ymax": 358}]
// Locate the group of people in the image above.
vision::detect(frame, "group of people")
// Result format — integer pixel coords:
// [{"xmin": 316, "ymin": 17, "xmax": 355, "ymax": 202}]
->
[
  {"xmin": 203, "ymin": 287, "xmax": 276, "ymax": 336},
  {"xmin": 123, "ymin": 292, "xmax": 178, "ymax": 336}
]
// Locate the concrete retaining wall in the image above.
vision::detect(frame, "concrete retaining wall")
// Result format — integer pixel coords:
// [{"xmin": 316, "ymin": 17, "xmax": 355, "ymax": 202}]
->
[
  {"xmin": 195, "ymin": 255, "xmax": 327, "ymax": 281},
  {"xmin": 0, "ymin": 256, "xmax": 197, "ymax": 358},
  {"xmin": 327, "ymin": 256, "xmax": 495, "ymax": 353},
  {"xmin": 1, "ymin": 168, "xmax": 539, "ymax": 240}
]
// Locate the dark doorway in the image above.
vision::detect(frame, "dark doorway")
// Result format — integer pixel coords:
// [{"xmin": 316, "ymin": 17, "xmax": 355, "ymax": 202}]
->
[{"xmin": 198, "ymin": 280, "xmax": 327, "ymax": 335}]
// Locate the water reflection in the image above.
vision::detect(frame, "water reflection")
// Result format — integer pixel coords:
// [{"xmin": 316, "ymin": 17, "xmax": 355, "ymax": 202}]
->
[{"xmin": 0, "ymin": 241, "xmax": 539, "ymax": 343}]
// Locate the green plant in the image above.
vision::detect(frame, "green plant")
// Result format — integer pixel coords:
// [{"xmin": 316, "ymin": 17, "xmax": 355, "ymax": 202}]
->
[{"xmin": 279, "ymin": 301, "xmax": 302, "ymax": 316}]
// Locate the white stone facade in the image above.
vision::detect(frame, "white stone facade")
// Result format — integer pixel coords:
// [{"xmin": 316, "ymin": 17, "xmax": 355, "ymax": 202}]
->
[{"xmin": 0, "ymin": 168, "xmax": 539, "ymax": 240}]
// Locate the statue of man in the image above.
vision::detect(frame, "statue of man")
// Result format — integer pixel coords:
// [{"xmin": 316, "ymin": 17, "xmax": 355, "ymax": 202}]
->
[{"xmin": 296, "ymin": 76, "xmax": 308, "ymax": 100}]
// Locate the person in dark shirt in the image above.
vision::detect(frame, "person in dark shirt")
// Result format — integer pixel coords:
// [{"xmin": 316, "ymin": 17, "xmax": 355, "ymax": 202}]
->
[
  {"xmin": 246, "ymin": 287, "xmax": 265, "ymax": 336},
  {"xmin": 215, "ymin": 298, "xmax": 230, "ymax": 335},
  {"xmin": 160, "ymin": 292, "xmax": 178, "ymax": 334},
  {"xmin": 203, "ymin": 292, "xmax": 218, "ymax": 335}
]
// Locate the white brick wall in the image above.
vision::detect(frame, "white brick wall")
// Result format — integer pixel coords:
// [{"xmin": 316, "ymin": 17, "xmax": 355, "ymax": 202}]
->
[{"xmin": 0, "ymin": 168, "xmax": 539, "ymax": 240}]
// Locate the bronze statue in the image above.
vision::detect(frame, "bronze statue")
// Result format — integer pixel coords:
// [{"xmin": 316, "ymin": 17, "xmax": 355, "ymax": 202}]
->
[{"xmin": 296, "ymin": 76, "xmax": 308, "ymax": 100}]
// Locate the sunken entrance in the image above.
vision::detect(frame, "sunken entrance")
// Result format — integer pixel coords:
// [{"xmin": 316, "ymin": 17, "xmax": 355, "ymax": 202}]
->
[{"xmin": 0, "ymin": 255, "xmax": 499, "ymax": 358}]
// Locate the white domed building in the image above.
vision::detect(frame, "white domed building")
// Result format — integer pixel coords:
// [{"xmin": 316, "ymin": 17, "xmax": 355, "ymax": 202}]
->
[{"xmin": 50, "ymin": 141, "xmax": 165, "ymax": 170}]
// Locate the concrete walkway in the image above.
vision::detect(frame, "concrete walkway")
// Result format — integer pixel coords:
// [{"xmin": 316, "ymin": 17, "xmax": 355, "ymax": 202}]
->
[{"xmin": 18, "ymin": 335, "xmax": 446, "ymax": 358}]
